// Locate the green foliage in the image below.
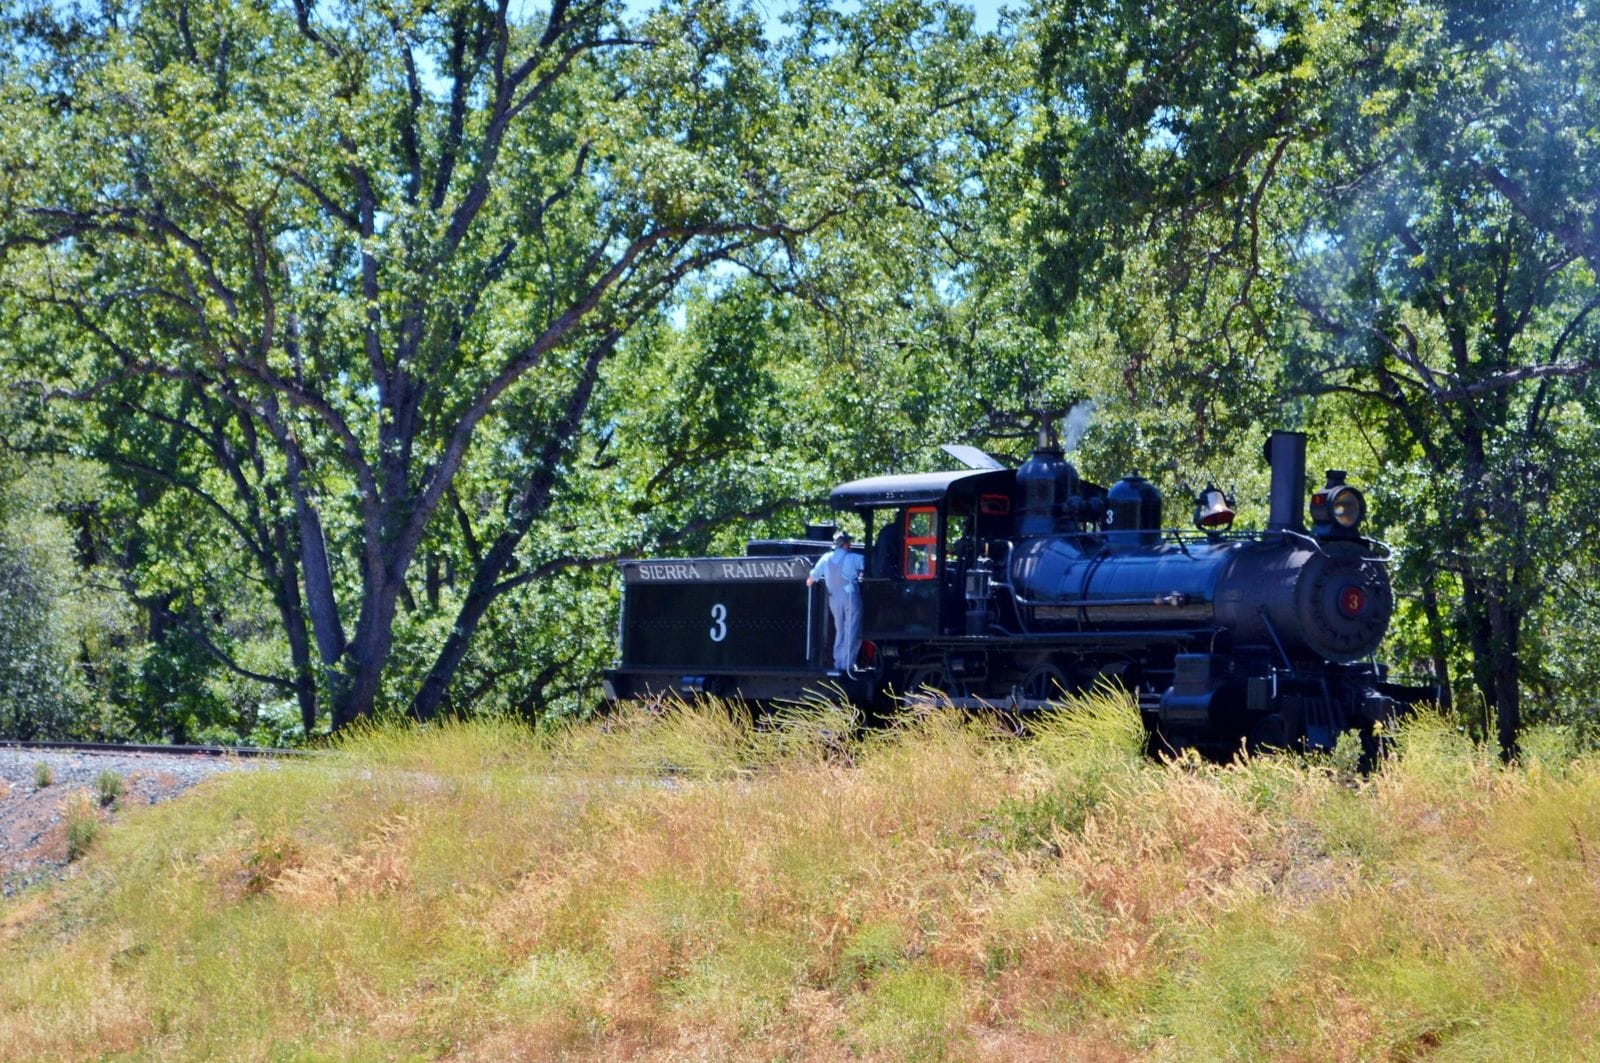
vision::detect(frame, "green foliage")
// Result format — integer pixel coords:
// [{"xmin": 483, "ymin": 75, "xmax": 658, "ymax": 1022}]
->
[
  {"xmin": 0, "ymin": 0, "xmax": 1595, "ymax": 744},
  {"xmin": 991, "ymin": 784, "xmax": 1099, "ymax": 850},
  {"xmin": 989, "ymin": 687, "xmax": 1147, "ymax": 850},
  {"xmin": 1030, "ymin": 0, "xmax": 1311, "ymax": 313},
  {"xmin": 1028, "ymin": 685, "xmax": 1149, "ymax": 763},
  {"xmin": 850, "ymin": 963, "xmax": 966, "ymax": 1059},
  {"xmin": 62, "ymin": 792, "xmax": 98, "ymax": 862},
  {"xmin": 93, "ymin": 771, "xmax": 123, "ymax": 809},
  {"xmin": 31, "ymin": 761, "xmax": 52, "ymax": 788},
  {"xmin": 838, "ymin": 921, "xmax": 910, "ymax": 984},
  {"xmin": 1026, "ymin": 0, "xmax": 1600, "ymax": 745},
  {"xmin": 0, "ymin": 472, "xmax": 77, "ymax": 738},
  {"xmin": 126, "ymin": 630, "xmax": 232, "ymax": 744},
  {"xmin": 0, "ymin": 0, "xmax": 1024, "ymax": 734}
]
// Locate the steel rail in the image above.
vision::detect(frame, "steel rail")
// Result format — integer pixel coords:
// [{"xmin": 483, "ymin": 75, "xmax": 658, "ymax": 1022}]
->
[{"xmin": 0, "ymin": 740, "xmax": 309, "ymax": 758}]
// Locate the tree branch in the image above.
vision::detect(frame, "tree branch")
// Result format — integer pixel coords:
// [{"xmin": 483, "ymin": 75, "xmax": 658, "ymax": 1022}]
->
[
  {"xmin": 491, "ymin": 496, "xmax": 814, "ymax": 595},
  {"xmin": 188, "ymin": 621, "xmax": 297, "ymax": 691}
]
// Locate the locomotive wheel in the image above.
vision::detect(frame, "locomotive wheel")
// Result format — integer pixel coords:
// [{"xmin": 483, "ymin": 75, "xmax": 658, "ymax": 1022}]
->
[
  {"xmin": 903, "ymin": 665, "xmax": 967, "ymax": 700},
  {"xmin": 1019, "ymin": 663, "xmax": 1068, "ymax": 703},
  {"xmin": 1247, "ymin": 713, "xmax": 1290, "ymax": 753}
]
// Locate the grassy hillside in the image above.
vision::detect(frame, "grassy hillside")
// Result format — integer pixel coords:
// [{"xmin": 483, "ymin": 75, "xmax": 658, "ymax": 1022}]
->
[{"xmin": 3, "ymin": 697, "xmax": 1598, "ymax": 1060}]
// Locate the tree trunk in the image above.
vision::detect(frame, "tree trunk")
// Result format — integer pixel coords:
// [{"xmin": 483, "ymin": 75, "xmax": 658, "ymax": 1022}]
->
[
  {"xmin": 273, "ymin": 550, "xmax": 320, "ymax": 735},
  {"xmin": 1419, "ymin": 569, "xmax": 1453, "ymax": 711},
  {"xmin": 1460, "ymin": 580, "xmax": 1492, "ymax": 737},
  {"xmin": 329, "ymin": 573, "xmax": 405, "ymax": 729},
  {"xmin": 1488, "ymin": 591, "xmax": 1521, "ymax": 761},
  {"xmin": 410, "ymin": 471, "xmax": 555, "ymax": 722},
  {"xmin": 142, "ymin": 591, "xmax": 187, "ymax": 744},
  {"xmin": 297, "ymin": 495, "xmax": 345, "ymax": 666},
  {"xmin": 410, "ymin": 532, "xmax": 521, "ymax": 721},
  {"xmin": 410, "ymin": 347, "xmax": 609, "ymax": 722}
]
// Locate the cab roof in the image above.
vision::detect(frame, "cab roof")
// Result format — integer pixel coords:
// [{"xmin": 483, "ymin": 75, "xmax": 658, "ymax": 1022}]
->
[{"xmin": 829, "ymin": 468, "xmax": 1014, "ymax": 510}]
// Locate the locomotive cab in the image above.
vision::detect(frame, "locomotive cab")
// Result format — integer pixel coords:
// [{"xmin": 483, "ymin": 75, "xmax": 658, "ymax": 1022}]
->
[{"xmin": 828, "ymin": 468, "xmax": 1017, "ymax": 646}]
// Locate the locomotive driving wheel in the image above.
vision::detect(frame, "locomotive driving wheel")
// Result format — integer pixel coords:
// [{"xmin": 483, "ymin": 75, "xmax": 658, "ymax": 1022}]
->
[
  {"xmin": 1018, "ymin": 662, "xmax": 1069, "ymax": 704},
  {"xmin": 1247, "ymin": 713, "xmax": 1290, "ymax": 752},
  {"xmin": 902, "ymin": 664, "xmax": 968, "ymax": 701}
]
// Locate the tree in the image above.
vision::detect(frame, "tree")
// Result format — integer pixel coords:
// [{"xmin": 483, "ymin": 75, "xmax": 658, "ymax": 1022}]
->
[
  {"xmin": 0, "ymin": 466, "xmax": 75, "ymax": 739},
  {"xmin": 1278, "ymin": 1, "xmax": 1600, "ymax": 754},
  {"xmin": 1026, "ymin": 0, "xmax": 1600, "ymax": 753},
  {"xmin": 1, "ymin": 0, "xmax": 987, "ymax": 728},
  {"xmin": 0, "ymin": 441, "xmax": 140, "ymax": 740}
]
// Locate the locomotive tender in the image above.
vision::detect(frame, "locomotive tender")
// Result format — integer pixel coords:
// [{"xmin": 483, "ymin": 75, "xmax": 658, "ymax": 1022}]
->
[{"xmin": 603, "ymin": 431, "xmax": 1427, "ymax": 754}]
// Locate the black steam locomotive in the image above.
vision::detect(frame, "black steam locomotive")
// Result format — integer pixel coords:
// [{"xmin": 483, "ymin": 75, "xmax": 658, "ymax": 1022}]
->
[{"xmin": 603, "ymin": 431, "xmax": 1428, "ymax": 754}]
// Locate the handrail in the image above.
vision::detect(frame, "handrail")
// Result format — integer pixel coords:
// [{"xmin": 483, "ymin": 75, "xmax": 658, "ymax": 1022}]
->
[
  {"xmin": 1259, "ymin": 607, "xmax": 1295, "ymax": 672},
  {"xmin": 1007, "ymin": 588, "xmax": 1200, "ymax": 610}
]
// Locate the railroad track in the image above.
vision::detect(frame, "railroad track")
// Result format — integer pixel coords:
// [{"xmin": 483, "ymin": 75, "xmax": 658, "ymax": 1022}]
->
[{"xmin": 0, "ymin": 740, "xmax": 306, "ymax": 759}]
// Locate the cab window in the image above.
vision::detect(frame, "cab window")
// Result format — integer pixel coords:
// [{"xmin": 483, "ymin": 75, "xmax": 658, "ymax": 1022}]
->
[
  {"xmin": 869, "ymin": 511, "xmax": 901, "ymax": 577},
  {"xmin": 904, "ymin": 506, "xmax": 938, "ymax": 580}
]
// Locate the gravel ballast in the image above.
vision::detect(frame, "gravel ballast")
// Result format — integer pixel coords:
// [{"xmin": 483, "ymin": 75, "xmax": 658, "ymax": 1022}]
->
[{"xmin": 0, "ymin": 747, "xmax": 269, "ymax": 896}]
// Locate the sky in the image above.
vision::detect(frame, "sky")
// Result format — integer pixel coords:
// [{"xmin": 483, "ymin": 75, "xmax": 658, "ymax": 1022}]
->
[
  {"xmin": 969, "ymin": 0, "xmax": 1003, "ymax": 33},
  {"xmin": 623, "ymin": 0, "xmax": 1006, "ymax": 37}
]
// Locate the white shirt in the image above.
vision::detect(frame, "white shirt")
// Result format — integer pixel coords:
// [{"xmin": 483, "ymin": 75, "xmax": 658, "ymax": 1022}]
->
[{"xmin": 809, "ymin": 546, "xmax": 863, "ymax": 596}]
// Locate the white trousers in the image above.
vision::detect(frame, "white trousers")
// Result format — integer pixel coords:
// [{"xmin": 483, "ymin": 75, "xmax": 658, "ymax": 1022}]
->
[{"xmin": 828, "ymin": 591, "xmax": 861, "ymax": 672}]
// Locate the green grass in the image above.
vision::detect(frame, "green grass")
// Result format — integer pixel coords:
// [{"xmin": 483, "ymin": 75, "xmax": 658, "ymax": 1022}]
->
[
  {"xmin": 61, "ymin": 791, "xmax": 99, "ymax": 863},
  {"xmin": 4, "ymin": 696, "xmax": 1600, "ymax": 1059},
  {"xmin": 93, "ymin": 769, "xmax": 123, "ymax": 808}
]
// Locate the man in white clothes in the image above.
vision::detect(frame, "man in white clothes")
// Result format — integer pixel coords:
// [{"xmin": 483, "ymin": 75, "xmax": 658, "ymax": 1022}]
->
[{"xmin": 807, "ymin": 529, "xmax": 865, "ymax": 673}]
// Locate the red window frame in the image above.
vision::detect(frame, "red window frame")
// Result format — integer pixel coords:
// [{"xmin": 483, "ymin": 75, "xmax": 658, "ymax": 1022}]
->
[{"xmin": 904, "ymin": 506, "xmax": 938, "ymax": 580}]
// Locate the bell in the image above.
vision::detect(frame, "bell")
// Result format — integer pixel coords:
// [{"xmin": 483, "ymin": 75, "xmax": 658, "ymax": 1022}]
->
[{"xmin": 1193, "ymin": 483, "xmax": 1235, "ymax": 530}]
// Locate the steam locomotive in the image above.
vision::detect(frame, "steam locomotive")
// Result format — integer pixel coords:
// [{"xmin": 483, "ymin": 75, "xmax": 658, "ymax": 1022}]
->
[{"xmin": 603, "ymin": 431, "xmax": 1428, "ymax": 754}]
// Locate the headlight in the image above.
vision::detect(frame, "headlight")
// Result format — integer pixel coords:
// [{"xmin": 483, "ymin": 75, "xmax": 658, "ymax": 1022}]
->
[
  {"xmin": 1310, "ymin": 472, "xmax": 1366, "ymax": 536},
  {"xmin": 1330, "ymin": 486, "xmax": 1365, "ymax": 529}
]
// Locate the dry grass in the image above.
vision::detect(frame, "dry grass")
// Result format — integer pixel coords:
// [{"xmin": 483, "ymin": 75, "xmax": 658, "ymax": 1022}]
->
[{"xmin": 2, "ymin": 697, "xmax": 1599, "ymax": 1060}]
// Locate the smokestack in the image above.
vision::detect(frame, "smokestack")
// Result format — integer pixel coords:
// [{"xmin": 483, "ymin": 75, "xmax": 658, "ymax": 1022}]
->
[{"xmin": 1265, "ymin": 431, "xmax": 1306, "ymax": 532}]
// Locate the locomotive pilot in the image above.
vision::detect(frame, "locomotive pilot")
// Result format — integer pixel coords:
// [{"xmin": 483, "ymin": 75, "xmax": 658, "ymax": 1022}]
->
[{"xmin": 807, "ymin": 529, "xmax": 865, "ymax": 673}]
